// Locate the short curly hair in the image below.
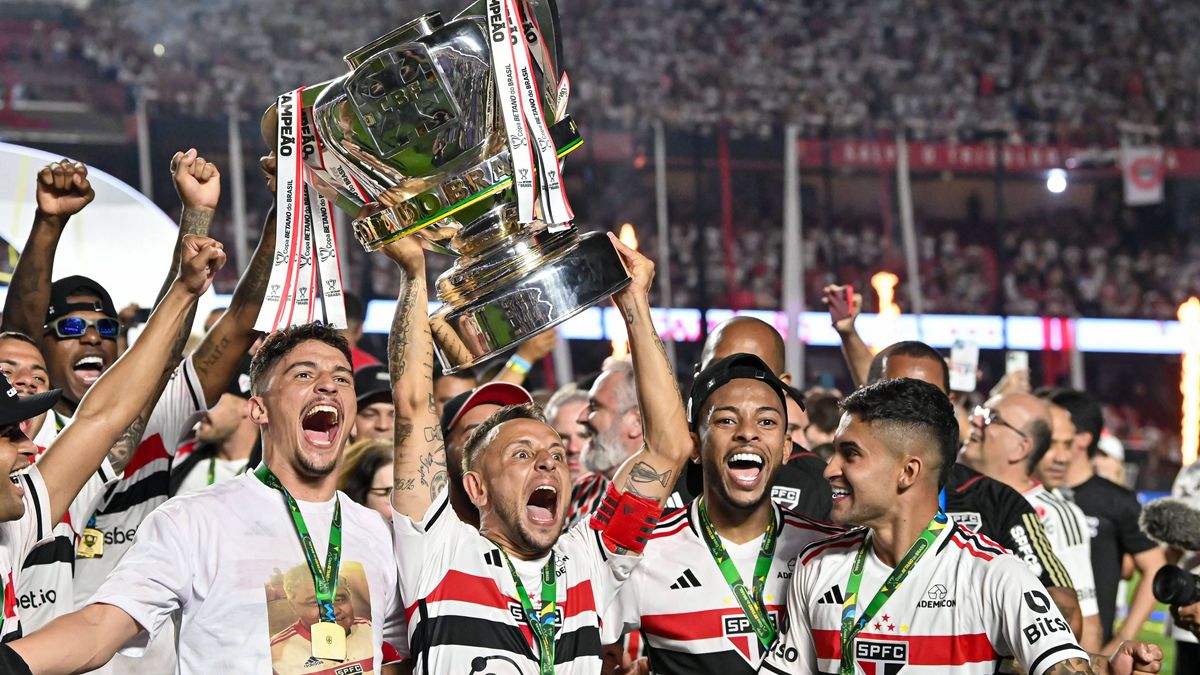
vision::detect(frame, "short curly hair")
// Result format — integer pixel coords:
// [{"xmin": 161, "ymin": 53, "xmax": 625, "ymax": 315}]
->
[
  {"xmin": 840, "ymin": 378, "xmax": 959, "ymax": 488},
  {"xmin": 249, "ymin": 323, "xmax": 353, "ymax": 395}
]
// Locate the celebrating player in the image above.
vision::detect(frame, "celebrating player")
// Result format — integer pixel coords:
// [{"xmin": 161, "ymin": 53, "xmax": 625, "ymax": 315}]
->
[
  {"xmin": 864, "ymin": 340, "xmax": 1086, "ymax": 633},
  {"xmin": 5, "ymin": 320, "xmax": 408, "ymax": 674},
  {"xmin": 762, "ymin": 378, "xmax": 1123, "ymax": 675},
  {"xmin": 602, "ymin": 352, "xmax": 842, "ymax": 673},
  {"xmin": 387, "ymin": 231, "xmax": 693, "ymax": 672}
]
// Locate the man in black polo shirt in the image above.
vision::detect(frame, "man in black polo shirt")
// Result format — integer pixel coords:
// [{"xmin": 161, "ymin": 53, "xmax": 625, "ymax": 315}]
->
[{"xmin": 1044, "ymin": 388, "xmax": 1165, "ymax": 653}]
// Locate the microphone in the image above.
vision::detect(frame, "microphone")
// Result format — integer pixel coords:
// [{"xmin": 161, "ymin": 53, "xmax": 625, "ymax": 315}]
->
[{"xmin": 1140, "ymin": 497, "xmax": 1200, "ymax": 551}]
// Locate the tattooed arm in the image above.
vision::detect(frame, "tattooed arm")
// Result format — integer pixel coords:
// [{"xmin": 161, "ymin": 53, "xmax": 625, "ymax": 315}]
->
[
  {"xmin": 383, "ymin": 237, "xmax": 445, "ymax": 519},
  {"xmin": 103, "ymin": 151, "xmax": 221, "ymax": 473},
  {"xmin": 191, "ymin": 205, "xmax": 274, "ymax": 406},
  {"xmin": 606, "ymin": 232, "xmax": 693, "ymax": 506},
  {"xmin": 2, "ymin": 160, "xmax": 95, "ymax": 335}
]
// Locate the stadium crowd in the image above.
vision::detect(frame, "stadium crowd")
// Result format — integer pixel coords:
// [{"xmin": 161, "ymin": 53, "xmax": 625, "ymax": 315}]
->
[{"xmin": 3, "ymin": 0, "xmax": 1199, "ymax": 145}]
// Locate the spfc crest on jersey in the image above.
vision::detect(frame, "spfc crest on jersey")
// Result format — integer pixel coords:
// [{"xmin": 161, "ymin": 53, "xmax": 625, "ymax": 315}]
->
[
  {"xmin": 722, "ymin": 611, "xmax": 779, "ymax": 665},
  {"xmin": 854, "ymin": 639, "xmax": 908, "ymax": 675}
]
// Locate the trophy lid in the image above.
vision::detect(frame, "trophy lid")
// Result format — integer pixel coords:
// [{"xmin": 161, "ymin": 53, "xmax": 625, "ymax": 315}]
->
[{"xmin": 344, "ymin": 13, "xmax": 445, "ymax": 68}]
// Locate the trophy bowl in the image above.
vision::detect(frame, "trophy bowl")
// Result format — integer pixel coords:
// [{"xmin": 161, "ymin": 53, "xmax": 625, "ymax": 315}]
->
[{"xmin": 265, "ymin": 1, "xmax": 629, "ymax": 372}]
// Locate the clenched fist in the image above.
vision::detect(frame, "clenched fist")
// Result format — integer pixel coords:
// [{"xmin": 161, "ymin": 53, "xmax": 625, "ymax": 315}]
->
[
  {"xmin": 176, "ymin": 235, "xmax": 227, "ymax": 296},
  {"xmin": 171, "ymin": 149, "xmax": 221, "ymax": 211},
  {"xmin": 36, "ymin": 160, "xmax": 95, "ymax": 225}
]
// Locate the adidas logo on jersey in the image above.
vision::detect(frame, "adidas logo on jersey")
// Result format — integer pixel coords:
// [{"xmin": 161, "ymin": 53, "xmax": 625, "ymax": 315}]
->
[
  {"xmin": 817, "ymin": 584, "xmax": 845, "ymax": 604},
  {"xmin": 484, "ymin": 550, "xmax": 503, "ymax": 567},
  {"xmin": 302, "ymin": 656, "xmax": 324, "ymax": 668},
  {"xmin": 670, "ymin": 568, "xmax": 701, "ymax": 590}
]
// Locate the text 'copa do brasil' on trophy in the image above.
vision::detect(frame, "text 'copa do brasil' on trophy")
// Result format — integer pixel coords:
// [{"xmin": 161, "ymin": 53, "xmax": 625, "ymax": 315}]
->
[{"xmin": 258, "ymin": 0, "xmax": 630, "ymax": 371}]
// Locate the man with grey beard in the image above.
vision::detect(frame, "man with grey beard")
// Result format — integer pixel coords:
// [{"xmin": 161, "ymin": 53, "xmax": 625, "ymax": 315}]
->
[{"xmin": 565, "ymin": 360, "xmax": 645, "ymax": 528}]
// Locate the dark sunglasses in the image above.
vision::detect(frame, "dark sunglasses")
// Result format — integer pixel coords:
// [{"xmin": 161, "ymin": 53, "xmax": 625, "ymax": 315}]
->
[{"xmin": 44, "ymin": 316, "xmax": 120, "ymax": 340}]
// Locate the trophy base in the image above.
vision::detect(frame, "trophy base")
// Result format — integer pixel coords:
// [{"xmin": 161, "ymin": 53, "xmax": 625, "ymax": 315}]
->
[{"xmin": 432, "ymin": 231, "xmax": 631, "ymax": 372}]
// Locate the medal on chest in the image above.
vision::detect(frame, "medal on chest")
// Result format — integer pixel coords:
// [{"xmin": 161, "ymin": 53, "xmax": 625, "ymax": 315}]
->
[{"xmin": 310, "ymin": 621, "xmax": 347, "ymax": 661}]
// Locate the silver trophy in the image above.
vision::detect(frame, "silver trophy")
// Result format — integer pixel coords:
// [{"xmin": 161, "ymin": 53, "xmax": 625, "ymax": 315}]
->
[{"xmin": 266, "ymin": 0, "xmax": 629, "ymax": 372}]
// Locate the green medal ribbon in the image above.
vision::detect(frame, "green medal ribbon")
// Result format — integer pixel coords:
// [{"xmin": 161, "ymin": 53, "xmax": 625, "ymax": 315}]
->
[
  {"xmin": 255, "ymin": 464, "xmax": 343, "ymax": 625},
  {"xmin": 696, "ymin": 498, "xmax": 779, "ymax": 649},
  {"xmin": 492, "ymin": 543, "xmax": 558, "ymax": 675},
  {"xmin": 207, "ymin": 456, "xmax": 217, "ymax": 486},
  {"xmin": 838, "ymin": 512, "xmax": 948, "ymax": 675}
]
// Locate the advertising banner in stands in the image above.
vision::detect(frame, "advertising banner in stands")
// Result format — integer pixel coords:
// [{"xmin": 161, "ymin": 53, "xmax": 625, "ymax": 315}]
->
[{"xmin": 791, "ymin": 139, "xmax": 1200, "ymax": 177}]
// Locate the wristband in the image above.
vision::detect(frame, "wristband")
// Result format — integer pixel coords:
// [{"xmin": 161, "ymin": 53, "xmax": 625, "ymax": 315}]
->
[
  {"xmin": 0, "ymin": 644, "xmax": 33, "ymax": 675},
  {"xmin": 506, "ymin": 354, "xmax": 532, "ymax": 375},
  {"xmin": 589, "ymin": 482, "xmax": 663, "ymax": 554}
]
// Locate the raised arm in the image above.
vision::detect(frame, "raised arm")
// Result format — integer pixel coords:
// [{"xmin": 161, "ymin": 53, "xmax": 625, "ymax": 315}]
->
[
  {"xmin": 822, "ymin": 284, "xmax": 870, "ymax": 387},
  {"xmin": 492, "ymin": 328, "xmax": 557, "ymax": 386},
  {"xmin": 2, "ymin": 160, "xmax": 95, "ymax": 335},
  {"xmin": 36, "ymin": 236, "xmax": 225, "ymax": 524},
  {"xmin": 101, "ymin": 149, "xmax": 221, "ymax": 473},
  {"xmin": 155, "ymin": 149, "xmax": 219, "ymax": 304},
  {"xmin": 384, "ymin": 237, "xmax": 445, "ymax": 520},
  {"xmin": 606, "ymin": 232, "xmax": 693, "ymax": 506},
  {"xmin": 191, "ymin": 169, "xmax": 276, "ymax": 406}
]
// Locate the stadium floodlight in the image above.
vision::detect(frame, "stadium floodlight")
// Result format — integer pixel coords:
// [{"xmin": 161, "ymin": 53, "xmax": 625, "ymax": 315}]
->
[{"xmin": 1046, "ymin": 168, "xmax": 1068, "ymax": 193}]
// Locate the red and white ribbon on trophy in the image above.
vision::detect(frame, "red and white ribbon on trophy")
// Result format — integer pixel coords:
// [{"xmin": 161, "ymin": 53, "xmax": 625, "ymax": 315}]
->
[
  {"xmin": 488, "ymin": 0, "xmax": 574, "ymax": 227},
  {"xmin": 255, "ymin": 87, "xmax": 349, "ymax": 332}
]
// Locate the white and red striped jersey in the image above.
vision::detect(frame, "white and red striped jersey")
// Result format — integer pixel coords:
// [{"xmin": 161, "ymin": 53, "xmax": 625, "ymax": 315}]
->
[
  {"xmin": 0, "ymin": 465, "xmax": 52, "ymax": 643},
  {"xmin": 761, "ymin": 517, "xmax": 1089, "ymax": 675},
  {"xmin": 16, "ymin": 436, "xmax": 116, "ymax": 632},
  {"xmin": 392, "ymin": 488, "xmax": 640, "ymax": 674},
  {"xmin": 603, "ymin": 500, "xmax": 843, "ymax": 674},
  {"xmin": 74, "ymin": 355, "xmax": 206, "ymax": 674},
  {"xmin": 1023, "ymin": 482, "xmax": 1099, "ymax": 617}
]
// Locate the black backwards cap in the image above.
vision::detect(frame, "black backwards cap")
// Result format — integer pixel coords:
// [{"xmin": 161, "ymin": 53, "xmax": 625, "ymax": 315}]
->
[
  {"xmin": 0, "ymin": 372, "xmax": 60, "ymax": 428},
  {"xmin": 687, "ymin": 353, "xmax": 791, "ymax": 431},
  {"xmin": 46, "ymin": 275, "xmax": 118, "ymax": 323},
  {"xmin": 353, "ymin": 364, "xmax": 391, "ymax": 406},
  {"xmin": 684, "ymin": 353, "xmax": 792, "ymax": 497}
]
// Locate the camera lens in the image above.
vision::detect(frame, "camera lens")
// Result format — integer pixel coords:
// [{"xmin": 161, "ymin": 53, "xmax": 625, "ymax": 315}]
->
[{"xmin": 1152, "ymin": 565, "xmax": 1200, "ymax": 605}]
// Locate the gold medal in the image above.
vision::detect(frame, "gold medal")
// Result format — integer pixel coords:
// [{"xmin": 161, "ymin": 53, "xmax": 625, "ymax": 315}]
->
[
  {"xmin": 310, "ymin": 621, "xmax": 346, "ymax": 661},
  {"xmin": 77, "ymin": 528, "xmax": 104, "ymax": 558}
]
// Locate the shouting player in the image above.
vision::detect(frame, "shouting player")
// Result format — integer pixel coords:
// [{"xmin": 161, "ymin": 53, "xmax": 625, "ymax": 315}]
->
[
  {"xmin": 762, "ymin": 378, "xmax": 1158, "ymax": 675},
  {"xmin": 387, "ymin": 232, "xmax": 693, "ymax": 672},
  {"xmin": 602, "ymin": 352, "xmax": 842, "ymax": 673}
]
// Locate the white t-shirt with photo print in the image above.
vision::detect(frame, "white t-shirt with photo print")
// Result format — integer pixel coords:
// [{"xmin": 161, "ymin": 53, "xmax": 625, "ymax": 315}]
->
[{"xmin": 87, "ymin": 472, "xmax": 408, "ymax": 674}]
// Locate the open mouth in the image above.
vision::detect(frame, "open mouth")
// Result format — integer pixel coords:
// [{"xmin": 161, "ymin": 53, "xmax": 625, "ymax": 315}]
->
[
  {"xmin": 830, "ymin": 486, "xmax": 852, "ymax": 502},
  {"xmin": 8, "ymin": 461, "xmax": 27, "ymax": 498},
  {"xmin": 725, "ymin": 451, "xmax": 765, "ymax": 487},
  {"xmin": 525, "ymin": 484, "xmax": 559, "ymax": 527},
  {"xmin": 73, "ymin": 355, "xmax": 105, "ymax": 386},
  {"xmin": 301, "ymin": 403, "xmax": 340, "ymax": 448}
]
